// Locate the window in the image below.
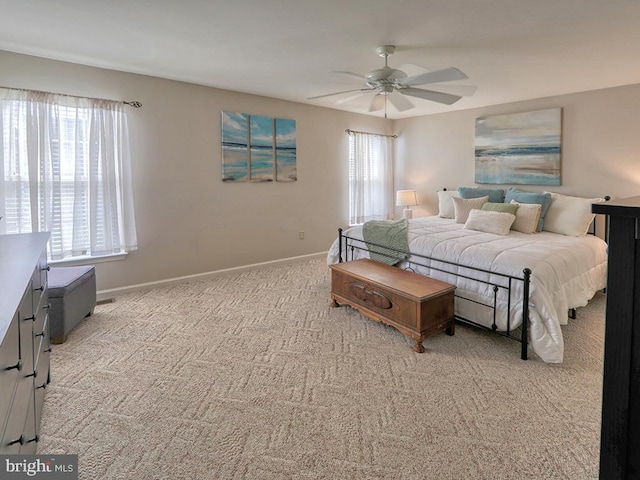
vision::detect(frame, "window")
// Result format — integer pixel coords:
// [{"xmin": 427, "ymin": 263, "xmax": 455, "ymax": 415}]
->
[
  {"xmin": 0, "ymin": 88, "xmax": 138, "ymax": 260},
  {"xmin": 348, "ymin": 131, "xmax": 394, "ymax": 225}
]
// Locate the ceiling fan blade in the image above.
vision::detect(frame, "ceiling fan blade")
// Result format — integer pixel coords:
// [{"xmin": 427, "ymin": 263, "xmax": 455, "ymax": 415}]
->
[
  {"xmin": 387, "ymin": 92, "xmax": 414, "ymax": 112},
  {"xmin": 307, "ymin": 88, "xmax": 370, "ymax": 100},
  {"xmin": 336, "ymin": 89, "xmax": 375, "ymax": 105},
  {"xmin": 338, "ymin": 91, "xmax": 377, "ymax": 110},
  {"xmin": 397, "ymin": 67, "xmax": 468, "ymax": 87},
  {"xmin": 399, "ymin": 87, "xmax": 463, "ymax": 105},
  {"xmin": 369, "ymin": 95, "xmax": 385, "ymax": 112},
  {"xmin": 334, "ymin": 70, "xmax": 368, "ymax": 81},
  {"xmin": 397, "ymin": 63, "xmax": 430, "ymax": 77},
  {"xmin": 423, "ymin": 84, "xmax": 477, "ymax": 97}
]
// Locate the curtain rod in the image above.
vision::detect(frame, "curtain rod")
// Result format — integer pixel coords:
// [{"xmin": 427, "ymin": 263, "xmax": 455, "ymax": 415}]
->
[
  {"xmin": 0, "ymin": 85, "xmax": 142, "ymax": 108},
  {"xmin": 345, "ymin": 128, "xmax": 397, "ymax": 138}
]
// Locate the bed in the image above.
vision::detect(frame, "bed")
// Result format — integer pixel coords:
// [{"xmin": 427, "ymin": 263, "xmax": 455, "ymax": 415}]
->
[{"xmin": 327, "ymin": 188, "xmax": 609, "ymax": 363}]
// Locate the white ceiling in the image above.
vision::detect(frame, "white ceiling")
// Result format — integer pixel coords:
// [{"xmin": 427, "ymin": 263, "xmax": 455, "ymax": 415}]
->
[{"xmin": 1, "ymin": 0, "xmax": 640, "ymax": 119}]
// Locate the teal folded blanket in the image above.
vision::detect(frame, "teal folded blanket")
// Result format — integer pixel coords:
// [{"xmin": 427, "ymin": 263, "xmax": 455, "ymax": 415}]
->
[{"xmin": 362, "ymin": 218, "xmax": 410, "ymax": 266}]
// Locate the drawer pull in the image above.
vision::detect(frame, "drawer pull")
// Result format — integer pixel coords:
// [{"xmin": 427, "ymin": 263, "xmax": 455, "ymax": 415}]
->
[
  {"xmin": 26, "ymin": 369, "xmax": 37, "ymax": 379},
  {"xmin": 6, "ymin": 359, "xmax": 23, "ymax": 371},
  {"xmin": 7, "ymin": 435, "xmax": 25, "ymax": 446},
  {"xmin": 34, "ymin": 286, "xmax": 44, "ymax": 292},
  {"xmin": 348, "ymin": 283, "xmax": 392, "ymax": 309},
  {"xmin": 25, "ymin": 434, "xmax": 39, "ymax": 444}
]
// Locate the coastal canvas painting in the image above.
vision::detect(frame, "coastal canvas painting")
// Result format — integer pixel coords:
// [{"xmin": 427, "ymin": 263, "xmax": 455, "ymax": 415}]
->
[
  {"xmin": 221, "ymin": 111, "xmax": 249, "ymax": 182},
  {"xmin": 250, "ymin": 115, "xmax": 275, "ymax": 182},
  {"xmin": 475, "ymin": 108, "xmax": 562, "ymax": 185},
  {"xmin": 221, "ymin": 111, "xmax": 297, "ymax": 182},
  {"xmin": 275, "ymin": 118, "xmax": 297, "ymax": 182}
]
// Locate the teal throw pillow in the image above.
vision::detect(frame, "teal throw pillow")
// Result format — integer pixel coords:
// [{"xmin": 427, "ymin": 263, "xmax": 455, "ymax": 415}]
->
[
  {"xmin": 458, "ymin": 187, "xmax": 505, "ymax": 203},
  {"xmin": 504, "ymin": 188, "xmax": 552, "ymax": 232}
]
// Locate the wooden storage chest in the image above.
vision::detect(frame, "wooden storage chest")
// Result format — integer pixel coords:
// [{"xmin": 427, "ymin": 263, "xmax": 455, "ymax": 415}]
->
[{"xmin": 330, "ymin": 259, "xmax": 455, "ymax": 353}]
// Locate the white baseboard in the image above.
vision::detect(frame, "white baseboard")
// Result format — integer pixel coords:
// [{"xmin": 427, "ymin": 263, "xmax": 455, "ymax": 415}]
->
[{"xmin": 96, "ymin": 251, "xmax": 327, "ymax": 302}]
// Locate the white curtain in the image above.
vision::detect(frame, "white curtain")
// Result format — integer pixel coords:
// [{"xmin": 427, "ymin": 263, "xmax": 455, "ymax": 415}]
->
[
  {"xmin": 349, "ymin": 131, "xmax": 394, "ymax": 225},
  {"xmin": 0, "ymin": 88, "xmax": 137, "ymax": 260}
]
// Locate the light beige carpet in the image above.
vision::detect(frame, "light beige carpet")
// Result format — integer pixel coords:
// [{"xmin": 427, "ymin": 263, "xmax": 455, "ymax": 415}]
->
[{"xmin": 38, "ymin": 257, "xmax": 604, "ymax": 479}]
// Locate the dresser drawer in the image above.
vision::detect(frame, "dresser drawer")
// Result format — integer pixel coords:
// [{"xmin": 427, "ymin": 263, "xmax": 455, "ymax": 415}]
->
[
  {"xmin": 34, "ymin": 314, "xmax": 51, "ymax": 389},
  {"xmin": 34, "ymin": 378, "xmax": 46, "ymax": 438},
  {"xmin": 33, "ymin": 293, "xmax": 49, "ymax": 337},
  {"xmin": 32, "ymin": 277, "xmax": 47, "ymax": 319},
  {"xmin": 1, "ymin": 376, "xmax": 33, "ymax": 452},
  {"xmin": 31, "ymin": 251, "xmax": 48, "ymax": 298},
  {"xmin": 16, "ymin": 287, "xmax": 35, "ymax": 378},
  {"xmin": 0, "ymin": 316, "xmax": 20, "ymax": 434},
  {"xmin": 34, "ymin": 314, "xmax": 50, "ymax": 436}
]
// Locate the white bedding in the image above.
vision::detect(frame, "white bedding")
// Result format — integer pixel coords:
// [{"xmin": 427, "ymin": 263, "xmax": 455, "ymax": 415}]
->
[{"xmin": 327, "ymin": 216, "xmax": 608, "ymax": 363}]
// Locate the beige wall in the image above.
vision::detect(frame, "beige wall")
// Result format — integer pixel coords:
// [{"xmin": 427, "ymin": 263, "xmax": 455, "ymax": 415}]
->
[
  {"xmin": 2, "ymin": 51, "xmax": 640, "ymax": 294},
  {"xmin": 0, "ymin": 51, "xmax": 392, "ymax": 292},
  {"xmin": 394, "ymin": 84, "xmax": 640, "ymax": 217}
]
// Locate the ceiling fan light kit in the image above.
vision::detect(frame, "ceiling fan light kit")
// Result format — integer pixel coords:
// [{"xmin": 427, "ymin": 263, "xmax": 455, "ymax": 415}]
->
[{"xmin": 309, "ymin": 45, "xmax": 475, "ymax": 116}]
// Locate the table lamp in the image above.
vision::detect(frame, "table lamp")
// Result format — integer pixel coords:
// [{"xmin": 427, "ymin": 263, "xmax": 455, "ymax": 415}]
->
[{"xmin": 396, "ymin": 190, "xmax": 418, "ymax": 219}]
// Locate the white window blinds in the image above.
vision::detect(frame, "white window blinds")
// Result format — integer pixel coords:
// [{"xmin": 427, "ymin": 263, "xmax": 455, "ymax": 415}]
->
[
  {"xmin": 348, "ymin": 131, "xmax": 394, "ymax": 225},
  {"xmin": 0, "ymin": 88, "xmax": 138, "ymax": 260}
]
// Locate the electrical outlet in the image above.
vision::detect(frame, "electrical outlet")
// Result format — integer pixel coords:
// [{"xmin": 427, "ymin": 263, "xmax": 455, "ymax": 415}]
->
[{"xmin": 299, "ymin": 231, "xmax": 305, "ymax": 240}]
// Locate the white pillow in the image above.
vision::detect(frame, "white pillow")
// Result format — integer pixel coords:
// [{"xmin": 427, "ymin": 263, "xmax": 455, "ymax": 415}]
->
[
  {"xmin": 452, "ymin": 196, "xmax": 488, "ymax": 223},
  {"xmin": 542, "ymin": 192, "xmax": 606, "ymax": 236},
  {"xmin": 437, "ymin": 190, "xmax": 460, "ymax": 219},
  {"xmin": 510, "ymin": 200, "xmax": 542, "ymax": 234},
  {"xmin": 464, "ymin": 209, "xmax": 516, "ymax": 235}
]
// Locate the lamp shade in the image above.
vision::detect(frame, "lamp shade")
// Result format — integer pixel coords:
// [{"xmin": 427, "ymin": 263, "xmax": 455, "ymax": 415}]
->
[{"xmin": 396, "ymin": 190, "xmax": 418, "ymax": 207}]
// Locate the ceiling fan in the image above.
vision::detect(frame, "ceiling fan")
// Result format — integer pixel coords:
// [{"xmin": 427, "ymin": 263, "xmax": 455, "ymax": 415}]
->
[{"xmin": 308, "ymin": 45, "xmax": 476, "ymax": 115}]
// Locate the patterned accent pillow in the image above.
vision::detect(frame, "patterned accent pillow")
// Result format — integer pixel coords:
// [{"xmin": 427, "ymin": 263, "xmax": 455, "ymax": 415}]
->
[
  {"xmin": 481, "ymin": 202, "xmax": 518, "ymax": 215},
  {"xmin": 464, "ymin": 209, "xmax": 516, "ymax": 235},
  {"xmin": 437, "ymin": 190, "xmax": 460, "ymax": 219},
  {"xmin": 504, "ymin": 188, "xmax": 552, "ymax": 232},
  {"xmin": 510, "ymin": 200, "xmax": 542, "ymax": 234},
  {"xmin": 452, "ymin": 196, "xmax": 489, "ymax": 223}
]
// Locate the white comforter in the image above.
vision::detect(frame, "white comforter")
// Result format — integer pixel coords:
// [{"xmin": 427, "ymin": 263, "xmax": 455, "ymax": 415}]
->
[{"xmin": 327, "ymin": 216, "xmax": 608, "ymax": 363}]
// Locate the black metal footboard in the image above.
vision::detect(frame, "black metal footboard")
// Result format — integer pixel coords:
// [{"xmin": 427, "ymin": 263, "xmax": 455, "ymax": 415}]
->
[{"xmin": 337, "ymin": 228, "xmax": 532, "ymax": 360}]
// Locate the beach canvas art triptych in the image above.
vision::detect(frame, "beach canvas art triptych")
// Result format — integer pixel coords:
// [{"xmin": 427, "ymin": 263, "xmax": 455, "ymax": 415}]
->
[{"xmin": 222, "ymin": 111, "xmax": 297, "ymax": 182}]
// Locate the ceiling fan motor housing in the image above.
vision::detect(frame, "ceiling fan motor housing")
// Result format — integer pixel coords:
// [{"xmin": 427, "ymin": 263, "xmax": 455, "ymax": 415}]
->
[
  {"xmin": 367, "ymin": 46, "xmax": 407, "ymax": 89},
  {"xmin": 366, "ymin": 67, "xmax": 408, "ymax": 84},
  {"xmin": 376, "ymin": 45, "xmax": 396, "ymax": 57}
]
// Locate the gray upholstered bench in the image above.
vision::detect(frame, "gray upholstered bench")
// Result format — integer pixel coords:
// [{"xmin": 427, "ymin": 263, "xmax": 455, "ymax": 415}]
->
[{"xmin": 48, "ymin": 265, "xmax": 97, "ymax": 344}]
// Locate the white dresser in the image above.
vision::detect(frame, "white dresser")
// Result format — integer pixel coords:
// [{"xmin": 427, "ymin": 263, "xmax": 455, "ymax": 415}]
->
[{"xmin": 0, "ymin": 232, "xmax": 50, "ymax": 454}]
